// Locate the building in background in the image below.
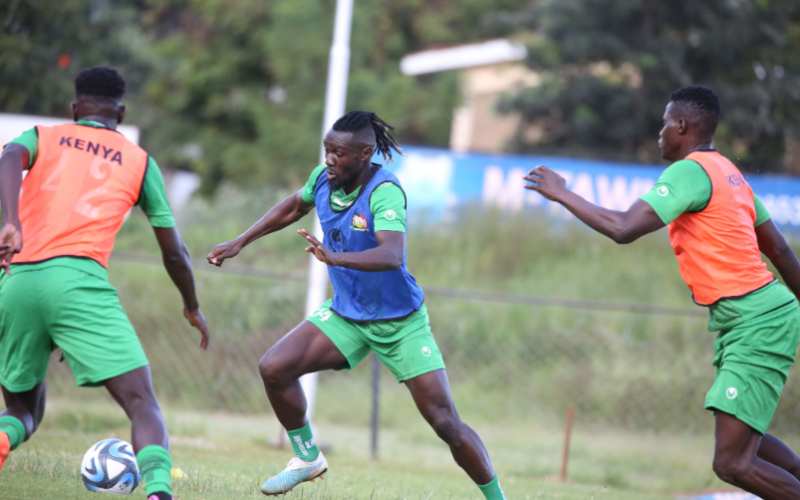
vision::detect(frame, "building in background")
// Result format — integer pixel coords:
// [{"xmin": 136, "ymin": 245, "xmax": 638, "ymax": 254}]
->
[{"xmin": 401, "ymin": 39, "xmax": 539, "ymax": 154}]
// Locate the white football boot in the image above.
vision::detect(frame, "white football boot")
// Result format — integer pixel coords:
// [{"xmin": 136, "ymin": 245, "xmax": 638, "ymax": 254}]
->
[{"xmin": 260, "ymin": 452, "xmax": 327, "ymax": 496}]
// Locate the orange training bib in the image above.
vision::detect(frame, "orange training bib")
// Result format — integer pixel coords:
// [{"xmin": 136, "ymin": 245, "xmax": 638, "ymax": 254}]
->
[
  {"xmin": 14, "ymin": 123, "xmax": 149, "ymax": 268},
  {"xmin": 667, "ymin": 151, "xmax": 773, "ymax": 305}
]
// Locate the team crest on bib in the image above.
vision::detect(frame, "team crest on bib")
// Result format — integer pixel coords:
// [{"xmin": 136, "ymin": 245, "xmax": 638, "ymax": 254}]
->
[{"xmin": 351, "ymin": 214, "xmax": 368, "ymax": 231}]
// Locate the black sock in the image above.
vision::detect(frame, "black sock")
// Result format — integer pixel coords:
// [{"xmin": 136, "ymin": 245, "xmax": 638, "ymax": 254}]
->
[{"xmin": 147, "ymin": 492, "xmax": 172, "ymax": 500}]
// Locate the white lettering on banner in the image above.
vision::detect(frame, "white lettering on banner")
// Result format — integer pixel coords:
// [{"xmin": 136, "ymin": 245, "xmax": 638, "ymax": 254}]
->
[
  {"xmin": 761, "ymin": 195, "xmax": 800, "ymax": 226},
  {"xmin": 526, "ymin": 190, "xmax": 544, "ymax": 206},
  {"xmin": 482, "ymin": 167, "xmax": 657, "ymax": 218},
  {"xmin": 596, "ymin": 175, "xmax": 656, "ymax": 210},
  {"xmin": 394, "ymin": 153, "xmax": 454, "ymax": 208},
  {"xmin": 482, "ymin": 166, "xmax": 526, "ymax": 211}
]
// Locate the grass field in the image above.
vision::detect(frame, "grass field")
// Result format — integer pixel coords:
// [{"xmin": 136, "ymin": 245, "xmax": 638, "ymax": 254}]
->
[
  {"xmin": 3, "ymin": 190, "xmax": 794, "ymax": 498},
  {"xmin": 0, "ymin": 398, "xmax": 754, "ymax": 500}
]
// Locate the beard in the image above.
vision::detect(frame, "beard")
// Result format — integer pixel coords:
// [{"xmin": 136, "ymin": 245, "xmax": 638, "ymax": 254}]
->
[{"xmin": 327, "ymin": 176, "xmax": 345, "ymax": 191}]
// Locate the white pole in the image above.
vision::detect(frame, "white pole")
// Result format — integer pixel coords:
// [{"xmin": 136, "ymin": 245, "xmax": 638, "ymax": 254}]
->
[{"xmin": 299, "ymin": 0, "xmax": 354, "ymax": 422}]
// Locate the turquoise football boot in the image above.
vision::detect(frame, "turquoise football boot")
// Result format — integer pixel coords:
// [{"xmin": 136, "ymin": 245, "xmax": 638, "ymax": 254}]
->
[{"xmin": 261, "ymin": 453, "xmax": 327, "ymax": 496}]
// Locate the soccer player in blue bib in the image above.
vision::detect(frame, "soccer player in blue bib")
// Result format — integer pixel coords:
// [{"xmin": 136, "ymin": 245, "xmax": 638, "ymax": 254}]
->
[{"xmin": 207, "ymin": 111, "xmax": 507, "ymax": 499}]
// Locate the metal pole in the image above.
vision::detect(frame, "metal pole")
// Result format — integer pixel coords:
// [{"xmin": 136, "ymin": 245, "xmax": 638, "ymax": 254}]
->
[
  {"xmin": 298, "ymin": 0, "xmax": 355, "ymax": 422},
  {"xmin": 370, "ymin": 353, "xmax": 380, "ymax": 459}
]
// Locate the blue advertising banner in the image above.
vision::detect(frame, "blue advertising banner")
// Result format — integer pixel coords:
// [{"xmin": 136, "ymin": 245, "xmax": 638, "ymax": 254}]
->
[{"xmin": 386, "ymin": 146, "xmax": 800, "ymax": 230}]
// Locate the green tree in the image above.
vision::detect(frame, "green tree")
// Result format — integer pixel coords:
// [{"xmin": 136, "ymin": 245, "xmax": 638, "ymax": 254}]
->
[
  {"xmin": 0, "ymin": 0, "xmax": 148, "ymax": 117},
  {"xmin": 138, "ymin": 0, "xmax": 508, "ymax": 191},
  {"xmin": 0, "ymin": 0, "xmax": 523, "ymax": 190},
  {"xmin": 499, "ymin": 0, "xmax": 800, "ymax": 172}
]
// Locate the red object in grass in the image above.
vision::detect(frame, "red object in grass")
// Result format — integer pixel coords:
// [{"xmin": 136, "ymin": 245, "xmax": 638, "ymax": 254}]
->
[{"xmin": 57, "ymin": 54, "xmax": 71, "ymax": 69}]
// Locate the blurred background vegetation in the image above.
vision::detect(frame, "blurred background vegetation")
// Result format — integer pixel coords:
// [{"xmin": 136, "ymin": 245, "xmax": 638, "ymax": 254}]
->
[
  {"xmin": 2, "ymin": 0, "xmax": 799, "ymax": 193},
  {"xmin": 4, "ymin": 3, "xmax": 800, "ymax": 496}
]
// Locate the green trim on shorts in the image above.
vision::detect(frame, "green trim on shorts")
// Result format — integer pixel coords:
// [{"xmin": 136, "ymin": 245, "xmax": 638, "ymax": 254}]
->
[
  {"xmin": 705, "ymin": 302, "xmax": 800, "ymax": 434},
  {"xmin": 307, "ymin": 299, "xmax": 445, "ymax": 383},
  {"xmin": 0, "ymin": 257, "xmax": 148, "ymax": 392}
]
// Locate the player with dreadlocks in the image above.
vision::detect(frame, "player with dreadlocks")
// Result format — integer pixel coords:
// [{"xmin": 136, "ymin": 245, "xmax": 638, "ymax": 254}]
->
[
  {"xmin": 208, "ymin": 111, "xmax": 508, "ymax": 499},
  {"xmin": 526, "ymin": 86, "xmax": 800, "ymax": 499}
]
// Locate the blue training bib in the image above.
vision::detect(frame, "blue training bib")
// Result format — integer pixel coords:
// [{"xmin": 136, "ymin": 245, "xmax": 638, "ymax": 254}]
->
[{"xmin": 313, "ymin": 166, "xmax": 424, "ymax": 321}]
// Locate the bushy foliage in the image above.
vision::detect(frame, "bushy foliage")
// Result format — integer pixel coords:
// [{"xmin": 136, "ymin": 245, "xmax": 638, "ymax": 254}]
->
[
  {"xmin": 0, "ymin": 0, "xmax": 520, "ymax": 191},
  {"xmin": 496, "ymin": 0, "xmax": 800, "ymax": 172}
]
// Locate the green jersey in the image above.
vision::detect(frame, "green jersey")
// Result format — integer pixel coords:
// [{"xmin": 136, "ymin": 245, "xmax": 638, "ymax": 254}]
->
[
  {"xmin": 639, "ymin": 159, "xmax": 770, "ymax": 226},
  {"xmin": 301, "ymin": 165, "xmax": 407, "ymax": 233},
  {"xmin": 640, "ymin": 158, "xmax": 795, "ymax": 330}
]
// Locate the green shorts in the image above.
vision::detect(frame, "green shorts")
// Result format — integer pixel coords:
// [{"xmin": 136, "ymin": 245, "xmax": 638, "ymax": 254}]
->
[
  {"xmin": 0, "ymin": 257, "xmax": 148, "ymax": 392},
  {"xmin": 705, "ymin": 302, "xmax": 800, "ymax": 434},
  {"xmin": 307, "ymin": 300, "xmax": 445, "ymax": 383}
]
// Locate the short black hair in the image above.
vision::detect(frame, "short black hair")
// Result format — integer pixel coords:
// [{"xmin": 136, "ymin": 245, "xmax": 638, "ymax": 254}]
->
[
  {"xmin": 75, "ymin": 66, "xmax": 126, "ymax": 100},
  {"xmin": 669, "ymin": 85, "xmax": 720, "ymax": 134},
  {"xmin": 332, "ymin": 110, "xmax": 404, "ymax": 163}
]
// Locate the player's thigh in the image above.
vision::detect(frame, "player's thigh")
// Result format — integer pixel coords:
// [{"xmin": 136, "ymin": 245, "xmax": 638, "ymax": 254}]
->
[
  {"xmin": 43, "ymin": 267, "xmax": 148, "ymax": 388},
  {"xmin": 404, "ymin": 369, "xmax": 458, "ymax": 422},
  {"xmin": 264, "ymin": 321, "xmax": 351, "ymax": 378},
  {"xmin": 371, "ymin": 305, "xmax": 446, "ymax": 384},
  {"xmin": 714, "ymin": 411, "xmax": 762, "ymax": 466},
  {"xmin": 278, "ymin": 299, "xmax": 371, "ymax": 374},
  {"xmin": 0, "ymin": 271, "xmax": 52, "ymax": 393}
]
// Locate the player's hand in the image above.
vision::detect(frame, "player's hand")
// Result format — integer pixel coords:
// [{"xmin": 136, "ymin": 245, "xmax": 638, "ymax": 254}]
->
[
  {"xmin": 184, "ymin": 307, "xmax": 210, "ymax": 350},
  {"xmin": 523, "ymin": 165, "xmax": 567, "ymax": 201},
  {"xmin": 298, "ymin": 229, "xmax": 340, "ymax": 266},
  {"xmin": 0, "ymin": 223, "xmax": 23, "ymax": 275},
  {"xmin": 207, "ymin": 240, "xmax": 241, "ymax": 267}
]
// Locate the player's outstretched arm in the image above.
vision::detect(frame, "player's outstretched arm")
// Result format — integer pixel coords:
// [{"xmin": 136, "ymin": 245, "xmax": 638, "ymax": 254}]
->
[
  {"xmin": 298, "ymin": 229, "xmax": 404, "ymax": 272},
  {"xmin": 524, "ymin": 165, "xmax": 665, "ymax": 244},
  {"xmin": 207, "ymin": 190, "xmax": 314, "ymax": 267},
  {"xmin": 154, "ymin": 226, "xmax": 210, "ymax": 350},
  {"xmin": 755, "ymin": 219, "xmax": 800, "ymax": 299},
  {"xmin": 0, "ymin": 144, "xmax": 28, "ymax": 273}
]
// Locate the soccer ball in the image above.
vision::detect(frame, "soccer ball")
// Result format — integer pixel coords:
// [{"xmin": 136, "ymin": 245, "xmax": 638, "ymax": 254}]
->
[{"xmin": 81, "ymin": 439, "xmax": 141, "ymax": 494}]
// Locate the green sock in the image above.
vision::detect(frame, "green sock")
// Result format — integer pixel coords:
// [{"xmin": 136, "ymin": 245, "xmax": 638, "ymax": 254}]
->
[
  {"xmin": 477, "ymin": 475, "xmax": 506, "ymax": 500},
  {"xmin": 287, "ymin": 422, "xmax": 320, "ymax": 461},
  {"xmin": 0, "ymin": 416, "xmax": 25, "ymax": 450},
  {"xmin": 136, "ymin": 445, "xmax": 172, "ymax": 496}
]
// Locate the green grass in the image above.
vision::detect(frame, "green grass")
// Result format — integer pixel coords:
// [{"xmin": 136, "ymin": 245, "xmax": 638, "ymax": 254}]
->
[
  {"xmin": 0, "ymin": 399, "xmax": 740, "ymax": 500},
  {"xmin": 4, "ymin": 189, "xmax": 798, "ymax": 497}
]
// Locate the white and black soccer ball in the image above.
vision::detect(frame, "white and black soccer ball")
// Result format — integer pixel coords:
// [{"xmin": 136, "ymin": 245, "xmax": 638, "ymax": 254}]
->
[{"xmin": 81, "ymin": 439, "xmax": 141, "ymax": 494}]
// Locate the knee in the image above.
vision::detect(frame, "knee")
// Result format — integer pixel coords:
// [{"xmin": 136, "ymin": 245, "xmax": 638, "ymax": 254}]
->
[
  {"xmin": 258, "ymin": 349, "xmax": 292, "ymax": 388},
  {"xmin": 712, "ymin": 453, "xmax": 752, "ymax": 485},
  {"xmin": 427, "ymin": 406, "xmax": 462, "ymax": 445}
]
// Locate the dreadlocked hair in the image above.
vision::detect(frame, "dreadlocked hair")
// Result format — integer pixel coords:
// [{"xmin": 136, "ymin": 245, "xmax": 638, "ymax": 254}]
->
[{"xmin": 332, "ymin": 110, "xmax": 405, "ymax": 163}]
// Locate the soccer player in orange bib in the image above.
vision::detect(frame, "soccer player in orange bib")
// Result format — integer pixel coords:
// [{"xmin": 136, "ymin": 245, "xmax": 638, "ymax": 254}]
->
[
  {"xmin": 525, "ymin": 85, "xmax": 800, "ymax": 499},
  {"xmin": 0, "ymin": 67, "xmax": 210, "ymax": 500}
]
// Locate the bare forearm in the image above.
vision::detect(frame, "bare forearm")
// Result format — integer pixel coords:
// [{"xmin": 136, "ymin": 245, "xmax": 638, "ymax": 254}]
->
[
  {"xmin": 0, "ymin": 147, "xmax": 25, "ymax": 227},
  {"xmin": 237, "ymin": 194, "xmax": 311, "ymax": 249},
  {"xmin": 756, "ymin": 220, "xmax": 800, "ymax": 299},
  {"xmin": 156, "ymin": 226, "xmax": 200, "ymax": 310},
  {"xmin": 331, "ymin": 246, "xmax": 403, "ymax": 272},
  {"xmin": 768, "ymin": 248, "xmax": 800, "ymax": 299},
  {"xmin": 163, "ymin": 240, "xmax": 199, "ymax": 310},
  {"xmin": 525, "ymin": 166, "xmax": 663, "ymax": 243},
  {"xmin": 556, "ymin": 190, "xmax": 633, "ymax": 243}
]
